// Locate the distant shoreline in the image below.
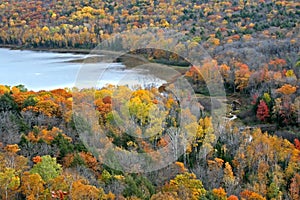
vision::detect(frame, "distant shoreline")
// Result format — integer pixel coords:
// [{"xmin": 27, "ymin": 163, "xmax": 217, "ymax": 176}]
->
[
  {"xmin": 0, "ymin": 44, "xmax": 93, "ymax": 54},
  {"xmin": 0, "ymin": 44, "xmax": 190, "ymax": 70}
]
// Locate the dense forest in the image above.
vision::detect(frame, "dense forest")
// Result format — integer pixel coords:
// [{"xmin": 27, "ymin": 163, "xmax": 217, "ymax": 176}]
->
[
  {"xmin": 0, "ymin": 0, "xmax": 300, "ymax": 200},
  {"xmin": 0, "ymin": 0, "xmax": 299, "ymax": 49},
  {"xmin": 0, "ymin": 84, "xmax": 299, "ymax": 199}
]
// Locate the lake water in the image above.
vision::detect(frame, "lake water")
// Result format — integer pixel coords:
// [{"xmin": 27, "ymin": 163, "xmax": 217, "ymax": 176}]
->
[{"xmin": 0, "ymin": 48, "xmax": 162, "ymax": 91}]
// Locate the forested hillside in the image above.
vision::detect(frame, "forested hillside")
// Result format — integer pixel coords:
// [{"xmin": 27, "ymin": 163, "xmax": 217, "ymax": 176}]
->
[
  {"xmin": 0, "ymin": 84, "xmax": 299, "ymax": 199},
  {"xmin": 0, "ymin": 0, "xmax": 299, "ymax": 49},
  {"xmin": 0, "ymin": 0, "xmax": 299, "ymax": 199}
]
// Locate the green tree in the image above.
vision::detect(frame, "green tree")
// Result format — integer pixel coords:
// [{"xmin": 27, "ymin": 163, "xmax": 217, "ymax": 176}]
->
[
  {"xmin": 123, "ymin": 175, "xmax": 155, "ymax": 200},
  {"xmin": 51, "ymin": 133, "xmax": 74, "ymax": 159},
  {"xmin": 0, "ymin": 93, "xmax": 18, "ymax": 113},
  {"xmin": 30, "ymin": 155, "xmax": 62, "ymax": 182}
]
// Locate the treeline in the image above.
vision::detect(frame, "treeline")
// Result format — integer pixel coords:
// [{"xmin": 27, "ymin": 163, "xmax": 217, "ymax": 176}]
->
[{"xmin": 0, "ymin": 0, "xmax": 298, "ymax": 50}]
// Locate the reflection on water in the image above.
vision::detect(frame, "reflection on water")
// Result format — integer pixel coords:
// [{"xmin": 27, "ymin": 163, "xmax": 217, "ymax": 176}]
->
[{"xmin": 0, "ymin": 48, "xmax": 163, "ymax": 91}]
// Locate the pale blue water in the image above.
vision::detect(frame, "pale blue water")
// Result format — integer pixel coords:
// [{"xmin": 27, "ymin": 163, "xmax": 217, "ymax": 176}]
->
[{"xmin": 0, "ymin": 48, "xmax": 161, "ymax": 91}]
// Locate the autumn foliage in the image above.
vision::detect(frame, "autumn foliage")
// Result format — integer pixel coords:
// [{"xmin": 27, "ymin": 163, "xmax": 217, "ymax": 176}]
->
[
  {"xmin": 0, "ymin": 82, "xmax": 299, "ymax": 199},
  {"xmin": 0, "ymin": 0, "xmax": 299, "ymax": 198},
  {"xmin": 0, "ymin": 2, "xmax": 299, "ymax": 196},
  {"xmin": 277, "ymin": 84, "xmax": 297, "ymax": 95},
  {"xmin": 256, "ymin": 100, "xmax": 270, "ymax": 121}
]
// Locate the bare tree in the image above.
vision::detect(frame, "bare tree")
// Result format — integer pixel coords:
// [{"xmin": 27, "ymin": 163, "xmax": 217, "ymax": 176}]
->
[{"xmin": 0, "ymin": 111, "xmax": 21, "ymax": 145}]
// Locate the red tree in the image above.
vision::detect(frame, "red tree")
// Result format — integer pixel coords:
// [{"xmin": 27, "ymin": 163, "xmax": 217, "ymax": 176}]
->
[
  {"xmin": 294, "ymin": 139, "xmax": 300, "ymax": 151},
  {"xmin": 256, "ymin": 100, "xmax": 270, "ymax": 121}
]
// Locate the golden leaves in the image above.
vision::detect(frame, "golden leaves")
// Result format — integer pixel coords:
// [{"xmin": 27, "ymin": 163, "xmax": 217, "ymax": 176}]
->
[
  {"xmin": 277, "ymin": 84, "xmax": 297, "ymax": 95},
  {"xmin": 4, "ymin": 144, "xmax": 20, "ymax": 154},
  {"xmin": 70, "ymin": 180, "xmax": 106, "ymax": 200},
  {"xmin": 0, "ymin": 85, "xmax": 10, "ymax": 95},
  {"xmin": 234, "ymin": 63, "xmax": 251, "ymax": 91},
  {"xmin": 25, "ymin": 127, "xmax": 71, "ymax": 144}
]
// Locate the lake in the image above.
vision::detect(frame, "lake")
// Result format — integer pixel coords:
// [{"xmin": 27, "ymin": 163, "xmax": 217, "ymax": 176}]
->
[{"xmin": 0, "ymin": 48, "xmax": 162, "ymax": 91}]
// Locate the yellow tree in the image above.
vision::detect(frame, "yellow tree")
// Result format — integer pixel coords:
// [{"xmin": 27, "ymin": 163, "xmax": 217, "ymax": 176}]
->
[
  {"xmin": 70, "ymin": 180, "xmax": 106, "ymax": 200},
  {"xmin": 234, "ymin": 63, "xmax": 251, "ymax": 91},
  {"xmin": 223, "ymin": 162, "xmax": 236, "ymax": 193},
  {"xmin": 163, "ymin": 172, "xmax": 206, "ymax": 200},
  {"xmin": 0, "ymin": 168, "xmax": 20, "ymax": 200},
  {"xmin": 212, "ymin": 187, "xmax": 227, "ymax": 200},
  {"xmin": 21, "ymin": 172, "xmax": 45, "ymax": 200},
  {"xmin": 193, "ymin": 117, "xmax": 215, "ymax": 161}
]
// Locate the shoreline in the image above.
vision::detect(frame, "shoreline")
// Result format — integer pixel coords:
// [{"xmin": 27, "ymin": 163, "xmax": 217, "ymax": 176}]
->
[
  {"xmin": 0, "ymin": 44, "xmax": 190, "ymax": 69},
  {"xmin": 0, "ymin": 44, "xmax": 93, "ymax": 54},
  {"xmin": 0, "ymin": 44, "xmax": 190, "ymax": 84}
]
